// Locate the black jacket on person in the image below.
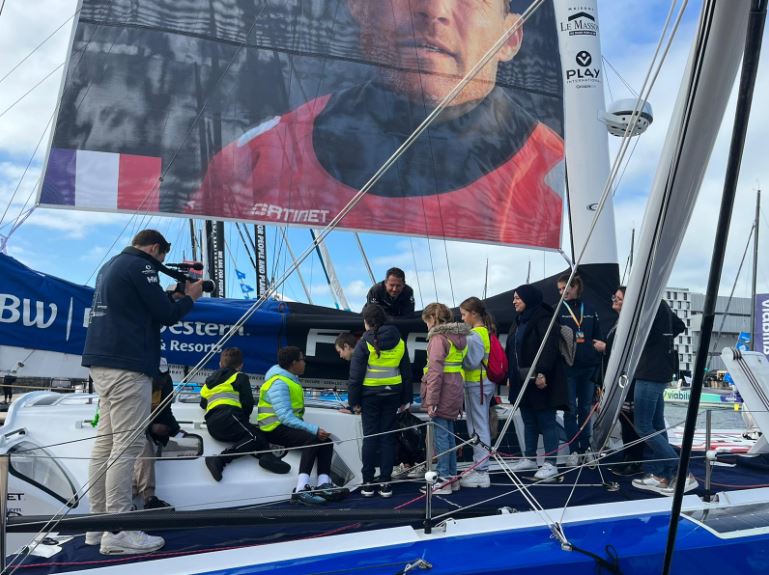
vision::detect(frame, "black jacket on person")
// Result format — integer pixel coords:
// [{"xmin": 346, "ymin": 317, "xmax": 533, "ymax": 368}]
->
[
  {"xmin": 557, "ymin": 298, "xmax": 603, "ymax": 368},
  {"xmin": 365, "ymin": 282, "xmax": 415, "ymax": 317},
  {"xmin": 506, "ymin": 304, "xmax": 568, "ymax": 412},
  {"xmin": 82, "ymin": 247, "xmax": 194, "ymax": 377},
  {"xmin": 200, "ymin": 367, "xmax": 254, "ymax": 421},
  {"xmin": 347, "ymin": 324, "xmax": 412, "ymax": 408},
  {"xmin": 149, "ymin": 371, "xmax": 181, "ymax": 443},
  {"xmin": 635, "ymin": 301, "xmax": 686, "ymax": 383}
]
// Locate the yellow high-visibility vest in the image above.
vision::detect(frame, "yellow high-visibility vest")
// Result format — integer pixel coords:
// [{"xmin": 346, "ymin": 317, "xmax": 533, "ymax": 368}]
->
[
  {"xmin": 363, "ymin": 340, "xmax": 405, "ymax": 387},
  {"xmin": 423, "ymin": 340, "xmax": 468, "ymax": 378},
  {"xmin": 257, "ymin": 374, "xmax": 305, "ymax": 432},
  {"xmin": 463, "ymin": 326, "xmax": 490, "ymax": 384},
  {"xmin": 200, "ymin": 372, "xmax": 241, "ymax": 413}
]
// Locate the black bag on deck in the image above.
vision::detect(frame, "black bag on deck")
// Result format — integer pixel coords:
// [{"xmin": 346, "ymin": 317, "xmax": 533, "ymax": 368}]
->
[{"xmin": 395, "ymin": 411, "xmax": 426, "ymax": 466}]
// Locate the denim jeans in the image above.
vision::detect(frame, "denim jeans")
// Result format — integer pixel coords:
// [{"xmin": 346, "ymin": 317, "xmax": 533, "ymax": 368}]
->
[
  {"xmin": 564, "ymin": 365, "xmax": 597, "ymax": 453},
  {"xmin": 431, "ymin": 417, "xmax": 457, "ymax": 478},
  {"xmin": 633, "ymin": 379, "xmax": 678, "ymax": 480},
  {"xmin": 520, "ymin": 406, "xmax": 558, "ymax": 465}
]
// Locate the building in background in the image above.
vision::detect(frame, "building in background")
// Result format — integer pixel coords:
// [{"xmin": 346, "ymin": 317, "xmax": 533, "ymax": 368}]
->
[{"xmin": 664, "ymin": 287, "xmax": 752, "ymax": 375}]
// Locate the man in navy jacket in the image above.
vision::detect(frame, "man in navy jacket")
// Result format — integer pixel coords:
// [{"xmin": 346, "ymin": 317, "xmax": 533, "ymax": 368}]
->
[{"xmin": 82, "ymin": 229, "xmax": 202, "ymax": 555}]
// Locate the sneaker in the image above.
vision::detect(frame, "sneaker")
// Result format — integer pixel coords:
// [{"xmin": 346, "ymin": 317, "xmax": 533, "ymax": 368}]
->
[
  {"xmin": 663, "ymin": 474, "xmax": 699, "ymax": 496},
  {"xmin": 510, "ymin": 458, "xmax": 538, "ymax": 472},
  {"xmin": 84, "ymin": 531, "xmax": 103, "ymax": 546},
  {"xmin": 378, "ymin": 483, "xmax": 393, "ymax": 498},
  {"xmin": 316, "ymin": 482, "xmax": 350, "ymax": 502},
  {"xmin": 419, "ymin": 477, "xmax": 453, "ymax": 495},
  {"xmin": 143, "ymin": 496, "xmax": 173, "ymax": 510},
  {"xmin": 609, "ymin": 463, "xmax": 643, "ymax": 477},
  {"xmin": 258, "ymin": 452, "xmax": 291, "ymax": 474},
  {"xmin": 360, "ymin": 484, "xmax": 377, "ymax": 497},
  {"xmin": 565, "ymin": 452, "xmax": 581, "ymax": 467},
  {"xmin": 407, "ymin": 464, "xmax": 426, "ymax": 479},
  {"xmin": 460, "ymin": 470, "xmax": 491, "ymax": 488},
  {"xmin": 632, "ymin": 473, "xmax": 670, "ymax": 494},
  {"xmin": 99, "ymin": 531, "xmax": 164, "ymax": 555},
  {"xmin": 291, "ymin": 484, "xmax": 326, "ymax": 506},
  {"xmin": 392, "ymin": 463, "xmax": 412, "ymax": 478},
  {"xmin": 534, "ymin": 462, "xmax": 558, "ymax": 481},
  {"xmin": 205, "ymin": 456, "xmax": 224, "ymax": 482},
  {"xmin": 450, "ymin": 476, "xmax": 461, "ymax": 492}
]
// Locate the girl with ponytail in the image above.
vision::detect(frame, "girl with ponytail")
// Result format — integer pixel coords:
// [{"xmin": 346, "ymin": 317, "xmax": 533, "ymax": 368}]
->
[
  {"xmin": 346, "ymin": 304, "xmax": 412, "ymax": 497},
  {"xmin": 459, "ymin": 296, "xmax": 496, "ymax": 488}
]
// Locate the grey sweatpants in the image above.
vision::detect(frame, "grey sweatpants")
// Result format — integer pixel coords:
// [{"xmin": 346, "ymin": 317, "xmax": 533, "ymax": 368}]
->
[
  {"xmin": 464, "ymin": 381, "xmax": 495, "ymax": 471},
  {"xmin": 88, "ymin": 366, "xmax": 151, "ymax": 514}
]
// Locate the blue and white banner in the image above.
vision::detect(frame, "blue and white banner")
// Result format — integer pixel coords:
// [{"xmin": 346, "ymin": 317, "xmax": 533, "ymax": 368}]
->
[
  {"xmin": 0, "ymin": 254, "xmax": 286, "ymax": 372},
  {"xmin": 755, "ymin": 293, "xmax": 769, "ymax": 358}
]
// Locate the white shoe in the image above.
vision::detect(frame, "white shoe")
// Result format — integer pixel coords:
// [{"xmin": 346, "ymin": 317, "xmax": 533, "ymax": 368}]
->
[
  {"xmin": 100, "ymin": 531, "xmax": 165, "ymax": 555},
  {"xmin": 534, "ymin": 462, "xmax": 558, "ymax": 481},
  {"xmin": 459, "ymin": 470, "xmax": 491, "ymax": 488},
  {"xmin": 451, "ymin": 476, "xmax": 461, "ymax": 492},
  {"xmin": 407, "ymin": 464, "xmax": 426, "ymax": 479},
  {"xmin": 510, "ymin": 458, "xmax": 538, "ymax": 472},
  {"xmin": 84, "ymin": 531, "xmax": 103, "ymax": 545},
  {"xmin": 663, "ymin": 474, "xmax": 699, "ymax": 496},
  {"xmin": 392, "ymin": 463, "xmax": 411, "ymax": 478},
  {"xmin": 420, "ymin": 476, "xmax": 453, "ymax": 495},
  {"xmin": 632, "ymin": 474, "xmax": 670, "ymax": 494},
  {"xmin": 565, "ymin": 452, "xmax": 580, "ymax": 467}
]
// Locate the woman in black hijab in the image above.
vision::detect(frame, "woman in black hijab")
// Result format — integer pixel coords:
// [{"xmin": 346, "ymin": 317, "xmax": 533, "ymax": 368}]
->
[{"xmin": 504, "ymin": 284, "xmax": 568, "ymax": 481}]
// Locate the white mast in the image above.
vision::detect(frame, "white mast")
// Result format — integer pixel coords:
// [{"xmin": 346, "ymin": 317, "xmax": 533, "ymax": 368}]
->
[{"xmin": 554, "ymin": 0, "xmax": 617, "ymax": 265}]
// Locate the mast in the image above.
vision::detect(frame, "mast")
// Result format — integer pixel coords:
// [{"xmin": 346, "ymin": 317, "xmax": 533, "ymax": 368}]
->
[
  {"xmin": 751, "ymin": 189, "xmax": 761, "ymax": 348},
  {"xmin": 554, "ymin": 0, "xmax": 617, "ymax": 266},
  {"xmin": 662, "ymin": 2, "xmax": 766, "ymax": 573}
]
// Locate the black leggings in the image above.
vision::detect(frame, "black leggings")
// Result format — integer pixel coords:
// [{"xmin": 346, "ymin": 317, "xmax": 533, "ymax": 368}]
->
[{"xmin": 266, "ymin": 424, "xmax": 333, "ymax": 476}]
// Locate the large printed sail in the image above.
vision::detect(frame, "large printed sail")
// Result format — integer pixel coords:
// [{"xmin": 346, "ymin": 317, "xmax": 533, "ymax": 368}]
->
[{"xmin": 39, "ymin": 0, "xmax": 564, "ymax": 247}]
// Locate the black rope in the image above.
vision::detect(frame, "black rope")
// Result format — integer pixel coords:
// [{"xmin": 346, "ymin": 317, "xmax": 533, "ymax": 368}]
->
[{"xmin": 566, "ymin": 543, "xmax": 622, "ymax": 575}]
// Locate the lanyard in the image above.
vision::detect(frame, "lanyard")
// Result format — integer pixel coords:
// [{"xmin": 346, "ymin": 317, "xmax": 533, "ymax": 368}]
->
[{"xmin": 562, "ymin": 301, "xmax": 584, "ymax": 329}]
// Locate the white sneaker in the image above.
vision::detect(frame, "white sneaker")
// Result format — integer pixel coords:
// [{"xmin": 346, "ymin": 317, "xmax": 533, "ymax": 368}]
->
[
  {"xmin": 663, "ymin": 474, "xmax": 699, "ymax": 496},
  {"xmin": 459, "ymin": 470, "xmax": 491, "ymax": 488},
  {"xmin": 100, "ymin": 531, "xmax": 165, "ymax": 555},
  {"xmin": 84, "ymin": 531, "xmax": 103, "ymax": 545},
  {"xmin": 407, "ymin": 464, "xmax": 426, "ymax": 479},
  {"xmin": 451, "ymin": 476, "xmax": 461, "ymax": 492},
  {"xmin": 632, "ymin": 474, "xmax": 670, "ymax": 494},
  {"xmin": 510, "ymin": 458, "xmax": 538, "ymax": 472},
  {"xmin": 392, "ymin": 463, "xmax": 411, "ymax": 478},
  {"xmin": 534, "ymin": 462, "xmax": 558, "ymax": 481},
  {"xmin": 419, "ymin": 476, "xmax": 453, "ymax": 495},
  {"xmin": 565, "ymin": 452, "xmax": 580, "ymax": 467}
]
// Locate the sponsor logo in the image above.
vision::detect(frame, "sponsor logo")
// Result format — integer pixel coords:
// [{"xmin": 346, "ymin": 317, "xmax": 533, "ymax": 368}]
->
[
  {"xmin": 0, "ymin": 294, "xmax": 57, "ymax": 328},
  {"xmin": 146, "ymin": 275, "xmax": 158, "ymax": 284},
  {"xmin": 250, "ymin": 203, "xmax": 330, "ymax": 225},
  {"xmin": 761, "ymin": 298, "xmax": 769, "ymax": 354},
  {"xmin": 587, "ymin": 203, "xmax": 598, "ymax": 211},
  {"xmin": 560, "ymin": 10, "xmax": 598, "ymax": 37},
  {"xmin": 566, "ymin": 49, "xmax": 601, "ymax": 87}
]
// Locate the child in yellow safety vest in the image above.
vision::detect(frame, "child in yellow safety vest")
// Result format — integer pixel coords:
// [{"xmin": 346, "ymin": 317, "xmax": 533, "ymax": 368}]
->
[{"xmin": 347, "ymin": 305, "xmax": 412, "ymax": 498}]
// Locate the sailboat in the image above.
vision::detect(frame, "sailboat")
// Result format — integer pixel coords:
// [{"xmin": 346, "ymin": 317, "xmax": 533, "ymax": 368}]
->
[{"xmin": 1, "ymin": 0, "xmax": 769, "ymax": 574}]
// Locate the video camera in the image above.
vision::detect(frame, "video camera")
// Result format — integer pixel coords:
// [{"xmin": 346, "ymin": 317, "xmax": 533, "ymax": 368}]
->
[{"xmin": 162, "ymin": 262, "xmax": 216, "ymax": 296}]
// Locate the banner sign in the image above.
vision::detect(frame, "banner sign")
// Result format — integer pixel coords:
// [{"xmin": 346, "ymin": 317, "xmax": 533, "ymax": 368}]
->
[
  {"xmin": 755, "ymin": 293, "xmax": 769, "ymax": 358},
  {"xmin": 39, "ymin": 0, "xmax": 564, "ymax": 248},
  {"xmin": 0, "ymin": 254, "xmax": 285, "ymax": 373}
]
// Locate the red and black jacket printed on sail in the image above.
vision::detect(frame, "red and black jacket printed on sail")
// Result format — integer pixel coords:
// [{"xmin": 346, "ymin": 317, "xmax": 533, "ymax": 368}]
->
[{"xmin": 187, "ymin": 83, "xmax": 564, "ymax": 248}]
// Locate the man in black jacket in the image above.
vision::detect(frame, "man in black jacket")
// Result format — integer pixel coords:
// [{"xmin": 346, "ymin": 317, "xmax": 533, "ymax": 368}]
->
[
  {"xmin": 365, "ymin": 268, "xmax": 416, "ymax": 318},
  {"xmin": 82, "ymin": 229, "xmax": 202, "ymax": 555},
  {"xmin": 629, "ymin": 300, "xmax": 693, "ymax": 495}
]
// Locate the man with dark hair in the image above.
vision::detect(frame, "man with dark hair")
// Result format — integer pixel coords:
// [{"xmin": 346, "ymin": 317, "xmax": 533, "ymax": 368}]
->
[
  {"xmin": 189, "ymin": 0, "xmax": 563, "ymax": 248},
  {"xmin": 82, "ymin": 229, "xmax": 202, "ymax": 555},
  {"xmin": 201, "ymin": 348, "xmax": 290, "ymax": 481},
  {"xmin": 258, "ymin": 346, "xmax": 347, "ymax": 505},
  {"xmin": 365, "ymin": 268, "xmax": 416, "ymax": 317}
]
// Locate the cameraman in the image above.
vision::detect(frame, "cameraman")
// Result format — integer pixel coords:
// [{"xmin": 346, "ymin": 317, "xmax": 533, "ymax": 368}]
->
[{"xmin": 82, "ymin": 229, "xmax": 203, "ymax": 555}]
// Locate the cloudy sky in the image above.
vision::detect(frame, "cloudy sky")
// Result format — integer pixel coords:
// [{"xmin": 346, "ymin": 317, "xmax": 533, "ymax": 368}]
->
[{"xmin": 0, "ymin": 0, "xmax": 767, "ymax": 311}]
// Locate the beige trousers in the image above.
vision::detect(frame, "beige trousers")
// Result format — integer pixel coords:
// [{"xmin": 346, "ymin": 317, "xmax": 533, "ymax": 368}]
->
[
  {"xmin": 88, "ymin": 366, "xmax": 151, "ymax": 514},
  {"xmin": 132, "ymin": 439, "xmax": 156, "ymax": 501}
]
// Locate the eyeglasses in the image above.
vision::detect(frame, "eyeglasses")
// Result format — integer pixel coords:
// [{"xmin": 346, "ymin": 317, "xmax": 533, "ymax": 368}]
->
[{"xmin": 611, "ymin": 295, "xmax": 624, "ymax": 303}]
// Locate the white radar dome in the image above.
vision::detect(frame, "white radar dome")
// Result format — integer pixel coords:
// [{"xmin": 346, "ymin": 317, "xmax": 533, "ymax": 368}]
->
[{"xmin": 604, "ymin": 98, "xmax": 653, "ymax": 137}]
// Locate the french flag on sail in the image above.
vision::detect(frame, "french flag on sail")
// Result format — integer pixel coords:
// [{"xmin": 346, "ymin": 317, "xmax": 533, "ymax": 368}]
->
[{"xmin": 41, "ymin": 149, "xmax": 162, "ymax": 212}]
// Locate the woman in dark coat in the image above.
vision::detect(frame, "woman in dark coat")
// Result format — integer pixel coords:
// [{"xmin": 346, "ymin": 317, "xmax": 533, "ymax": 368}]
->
[{"xmin": 505, "ymin": 284, "xmax": 568, "ymax": 481}]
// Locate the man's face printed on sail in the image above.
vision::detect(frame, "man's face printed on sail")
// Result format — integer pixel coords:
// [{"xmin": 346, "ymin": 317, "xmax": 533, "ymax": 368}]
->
[{"xmin": 348, "ymin": 0, "xmax": 523, "ymax": 106}]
